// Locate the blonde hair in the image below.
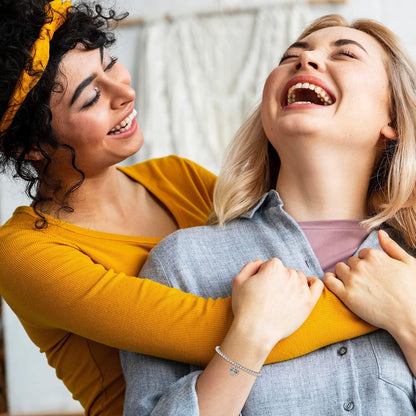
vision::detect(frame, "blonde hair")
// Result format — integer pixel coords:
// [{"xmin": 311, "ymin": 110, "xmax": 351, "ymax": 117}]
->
[{"xmin": 208, "ymin": 14, "xmax": 416, "ymax": 248}]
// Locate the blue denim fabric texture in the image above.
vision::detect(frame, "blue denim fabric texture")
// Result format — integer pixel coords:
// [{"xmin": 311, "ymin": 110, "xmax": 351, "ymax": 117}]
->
[{"xmin": 121, "ymin": 190, "xmax": 416, "ymax": 415}]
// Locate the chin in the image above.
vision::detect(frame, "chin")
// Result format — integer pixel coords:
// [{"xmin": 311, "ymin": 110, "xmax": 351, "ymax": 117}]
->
[
  {"xmin": 128, "ymin": 135, "xmax": 145, "ymax": 158},
  {"xmin": 276, "ymin": 117, "xmax": 326, "ymax": 139}
]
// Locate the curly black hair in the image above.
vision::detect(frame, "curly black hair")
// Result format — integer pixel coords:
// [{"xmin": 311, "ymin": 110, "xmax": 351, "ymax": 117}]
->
[{"xmin": 0, "ymin": 0, "xmax": 127, "ymax": 227}]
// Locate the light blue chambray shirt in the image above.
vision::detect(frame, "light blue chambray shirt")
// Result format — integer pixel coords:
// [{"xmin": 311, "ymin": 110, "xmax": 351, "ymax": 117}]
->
[{"xmin": 121, "ymin": 190, "xmax": 416, "ymax": 415}]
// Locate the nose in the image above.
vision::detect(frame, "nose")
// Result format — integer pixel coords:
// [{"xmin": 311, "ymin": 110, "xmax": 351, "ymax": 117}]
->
[
  {"xmin": 107, "ymin": 67, "xmax": 135, "ymax": 109},
  {"xmin": 110, "ymin": 83, "xmax": 135, "ymax": 109},
  {"xmin": 295, "ymin": 51, "xmax": 320, "ymax": 71}
]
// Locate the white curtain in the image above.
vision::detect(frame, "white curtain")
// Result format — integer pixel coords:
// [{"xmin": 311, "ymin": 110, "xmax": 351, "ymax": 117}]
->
[{"xmin": 133, "ymin": 1, "xmax": 312, "ymax": 172}]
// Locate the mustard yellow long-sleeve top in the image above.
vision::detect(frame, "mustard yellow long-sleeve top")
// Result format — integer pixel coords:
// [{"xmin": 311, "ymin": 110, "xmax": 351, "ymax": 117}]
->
[{"xmin": 0, "ymin": 156, "xmax": 375, "ymax": 415}]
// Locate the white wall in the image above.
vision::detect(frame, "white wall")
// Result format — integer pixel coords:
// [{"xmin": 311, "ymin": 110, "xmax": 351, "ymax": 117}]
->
[
  {"xmin": 113, "ymin": 0, "xmax": 416, "ymax": 65},
  {"xmin": 1, "ymin": 0, "xmax": 416, "ymax": 412}
]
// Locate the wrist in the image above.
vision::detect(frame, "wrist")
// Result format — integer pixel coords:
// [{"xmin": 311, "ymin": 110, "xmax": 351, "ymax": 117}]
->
[
  {"xmin": 215, "ymin": 346, "xmax": 262, "ymax": 377},
  {"xmin": 389, "ymin": 319, "xmax": 416, "ymax": 352},
  {"xmin": 220, "ymin": 320, "xmax": 279, "ymax": 371},
  {"xmin": 231, "ymin": 315, "xmax": 284, "ymax": 352}
]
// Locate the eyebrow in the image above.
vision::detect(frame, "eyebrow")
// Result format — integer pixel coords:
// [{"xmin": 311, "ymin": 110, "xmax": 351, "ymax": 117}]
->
[
  {"xmin": 286, "ymin": 38, "xmax": 368, "ymax": 54},
  {"xmin": 333, "ymin": 38, "xmax": 368, "ymax": 54},
  {"xmin": 287, "ymin": 41, "xmax": 309, "ymax": 50},
  {"xmin": 70, "ymin": 74, "xmax": 97, "ymax": 106},
  {"xmin": 69, "ymin": 46, "xmax": 105, "ymax": 106}
]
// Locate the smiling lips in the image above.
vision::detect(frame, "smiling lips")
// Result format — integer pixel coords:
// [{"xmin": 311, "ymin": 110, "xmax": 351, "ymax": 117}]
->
[
  {"xmin": 108, "ymin": 109, "xmax": 137, "ymax": 135},
  {"xmin": 287, "ymin": 82, "xmax": 334, "ymax": 106}
]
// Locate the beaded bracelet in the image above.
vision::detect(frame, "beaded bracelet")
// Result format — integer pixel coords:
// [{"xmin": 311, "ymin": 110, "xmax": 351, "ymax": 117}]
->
[{"xmin": 215, "ymin": 346, "xmax": 262, "ymax": 377}]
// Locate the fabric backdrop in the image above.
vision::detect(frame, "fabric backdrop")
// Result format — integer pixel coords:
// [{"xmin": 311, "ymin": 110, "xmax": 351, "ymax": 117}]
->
[{"xmin": 133, "ymin": 1, "xmax": 311, "ymax": 172}]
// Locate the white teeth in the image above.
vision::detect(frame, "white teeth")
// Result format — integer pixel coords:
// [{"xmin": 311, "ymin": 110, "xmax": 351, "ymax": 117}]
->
[
  {"xmin": 287, "ymin": 82, "xmax": 333, "ymax": 106},
  {"xmin": 109, "ymin": 109, "xmax": 137, "ymax": 135}
]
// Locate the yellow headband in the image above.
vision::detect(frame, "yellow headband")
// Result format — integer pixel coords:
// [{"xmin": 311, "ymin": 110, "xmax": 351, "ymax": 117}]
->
[{"xmin": 0, "ymin": 0, "xmax": 72, "ymax": 134}]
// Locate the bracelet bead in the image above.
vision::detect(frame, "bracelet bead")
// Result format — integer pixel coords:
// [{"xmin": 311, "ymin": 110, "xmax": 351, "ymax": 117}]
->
[{"xmin": 215, "ymin": 346, "xmax": 262, "ymax": 377}]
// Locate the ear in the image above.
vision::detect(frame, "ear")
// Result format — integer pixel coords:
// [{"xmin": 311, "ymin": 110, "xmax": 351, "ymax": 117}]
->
[{"xmin": 380, "ymin": 123, "xmax": 397, "ymax": 141}]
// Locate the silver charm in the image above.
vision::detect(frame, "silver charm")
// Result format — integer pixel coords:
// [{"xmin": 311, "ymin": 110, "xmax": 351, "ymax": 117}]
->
[{"xmin": 229, "ymin": 366, "xmax": 239, "ymax": 376}]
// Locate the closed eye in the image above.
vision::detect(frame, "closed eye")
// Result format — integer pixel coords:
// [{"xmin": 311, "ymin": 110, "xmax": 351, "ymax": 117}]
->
[
  {"xmin": 80, "ymin": 57, "xmax": 117, "ymax": 109},
  {"xmin": 335, "ymin": 49, "xmax": 357, "ymax": 59},
  {"xmin": 279, "ymin": 54, "xmax": 299, "ymax": 64},
  {"xmin": 82, "ymin": 89, "xmax": 101, "ymax": 110}
]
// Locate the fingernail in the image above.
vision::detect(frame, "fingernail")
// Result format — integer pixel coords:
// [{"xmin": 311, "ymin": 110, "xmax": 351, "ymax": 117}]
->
[{"xmin": 380, "ymin": 229, "xmax": 389, "ymax": 238}]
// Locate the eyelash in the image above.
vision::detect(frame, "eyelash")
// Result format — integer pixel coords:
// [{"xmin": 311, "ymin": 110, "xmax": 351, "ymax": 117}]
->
[
  {"xmin": 279, "ymin": 49, "xmax": 357, "ymax": 64},
  {"xmin": 83, "ymin": 88, "xmax": 101, "ymax": 109},
  {"xmin": 336, "ymin": 49, "xmax": 357, "ymax": 59},
  {"xmin": 279, "ymin": 54, "xmax": 297, "ymax": 63},
  {"xmin": 82, "ymin": 56, "xmax": 118, "ymax": 109}
]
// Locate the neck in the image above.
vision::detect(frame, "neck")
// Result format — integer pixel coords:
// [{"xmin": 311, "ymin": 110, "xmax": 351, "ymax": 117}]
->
[
  {"xmin": 275, "ymin": 147, "xmax": 374, "ymax": 222},
  {"xmin": 38, "ymin": 166, "xmax": 136, "ymax": 221}
]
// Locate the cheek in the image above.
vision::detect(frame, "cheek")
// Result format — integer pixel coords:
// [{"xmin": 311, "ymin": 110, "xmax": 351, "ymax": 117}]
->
[
  {"xmin": 262, "ymin": 70, "xmax": 284, "ymax": 102},
  {"xmin": 50, "ymin": 105, "xmax": 65, "ymax": 139},
  {"xmin": 260, "ymin": 101, "xmax": 276, "ymax": 142},
  {"xmin": 261, "ymin": 73, "xmax": 285, "ymax": 134},
  {"xmin": 51, "ymin": 115, "xmax": 68, "ymax": 142},
  {"xmin": 364, "ymin": 85, "xmax": 391, "ymax": 125},
  {"xmin": 350, "ymin": 69, "xmax": 390, "ymax": 110},
  {"xmin": 72, "ymin": 112, "xmax": 109, "ymax": 140},
  {"xmin": 51, "ymin": 116, "xmax": 91, "ymax": 147}
]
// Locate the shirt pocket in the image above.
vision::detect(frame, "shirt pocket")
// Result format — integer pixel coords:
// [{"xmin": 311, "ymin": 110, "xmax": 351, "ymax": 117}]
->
[{"xmin": 369, "ymin": 330, "xmax": 415, "ymax": 401}]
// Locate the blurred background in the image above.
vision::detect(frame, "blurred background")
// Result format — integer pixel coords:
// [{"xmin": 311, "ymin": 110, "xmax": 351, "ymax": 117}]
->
[{"xmin": 0, "ymin": 0, "xmax": 415, "ymax": 413}]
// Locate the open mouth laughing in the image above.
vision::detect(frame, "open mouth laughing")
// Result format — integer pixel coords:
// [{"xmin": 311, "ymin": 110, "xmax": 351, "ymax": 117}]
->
[{"xmin": 283, "ymin": 77, "xmax": 335, "ymax": 107}]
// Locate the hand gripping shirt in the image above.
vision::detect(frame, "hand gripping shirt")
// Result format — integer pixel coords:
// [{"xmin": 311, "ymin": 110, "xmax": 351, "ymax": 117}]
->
[
  {"xmin": 0, "ymin": 157, "xmax": 375, "ymax": 415},
  {"xmin": 121, "ymin": 190, "xmax": 416, "ymax": 416}
]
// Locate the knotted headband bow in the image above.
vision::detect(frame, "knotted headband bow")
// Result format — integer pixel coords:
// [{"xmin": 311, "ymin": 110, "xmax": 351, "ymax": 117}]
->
[{"xmin": 0, "ymin": 0, "xmax": 72, "ymax": 134}]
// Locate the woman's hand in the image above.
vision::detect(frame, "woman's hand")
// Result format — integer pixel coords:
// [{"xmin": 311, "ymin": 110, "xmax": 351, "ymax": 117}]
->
[
  {"xmin": 324, "ymin": 230, "xmax": 416, "ymax": 332},
  {"xmin": 231, "ymin": 258, "xmax": 324, "ymax": 354},
  {"xmin": 324, "ymin": 230, "xmax": 416, "ymax": 375}
]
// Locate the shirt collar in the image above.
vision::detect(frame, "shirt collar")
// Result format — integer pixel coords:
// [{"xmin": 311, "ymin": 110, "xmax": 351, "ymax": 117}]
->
[{"xmin": 240, "ymin": 190, "xmax": 283, "ymax": 219}]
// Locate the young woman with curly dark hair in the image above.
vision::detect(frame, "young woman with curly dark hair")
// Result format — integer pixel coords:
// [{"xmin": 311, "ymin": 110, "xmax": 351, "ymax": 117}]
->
[{"xmin": 0, "ymin": 1, "xmax": 375, "ymax": 414}]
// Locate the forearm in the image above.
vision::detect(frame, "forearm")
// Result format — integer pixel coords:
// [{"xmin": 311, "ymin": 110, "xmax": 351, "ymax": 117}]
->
[
  {"xmin": 122, "ymin": 332, "xmax": 264, "ymax": 416},
  {"xmin": 138, "ymin": 243, "xmax": 374, "ymax": 367},
  {"xmin": 265, "ymin": 286, "xmax": 376, "ymax": 363},
  {"xmin": 196, "ymin": 259, "xmax": 325, "ymax": 414},
  {"xmin": 123, "ymin": 260, "xmax": 324, "ymax": 414},
  {"xmin": 196, "ymin": 322, "xmax": 272, "ymax": 416}
]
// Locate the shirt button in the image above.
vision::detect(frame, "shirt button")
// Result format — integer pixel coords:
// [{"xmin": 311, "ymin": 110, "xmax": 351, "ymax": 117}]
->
[
  {"xmin": 343, "ymin": 400, "xmax": 354, "ymax": 411},
  {"xmin": 337, "ymin": 346, "xmax": 348, "ymax": 356}
]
